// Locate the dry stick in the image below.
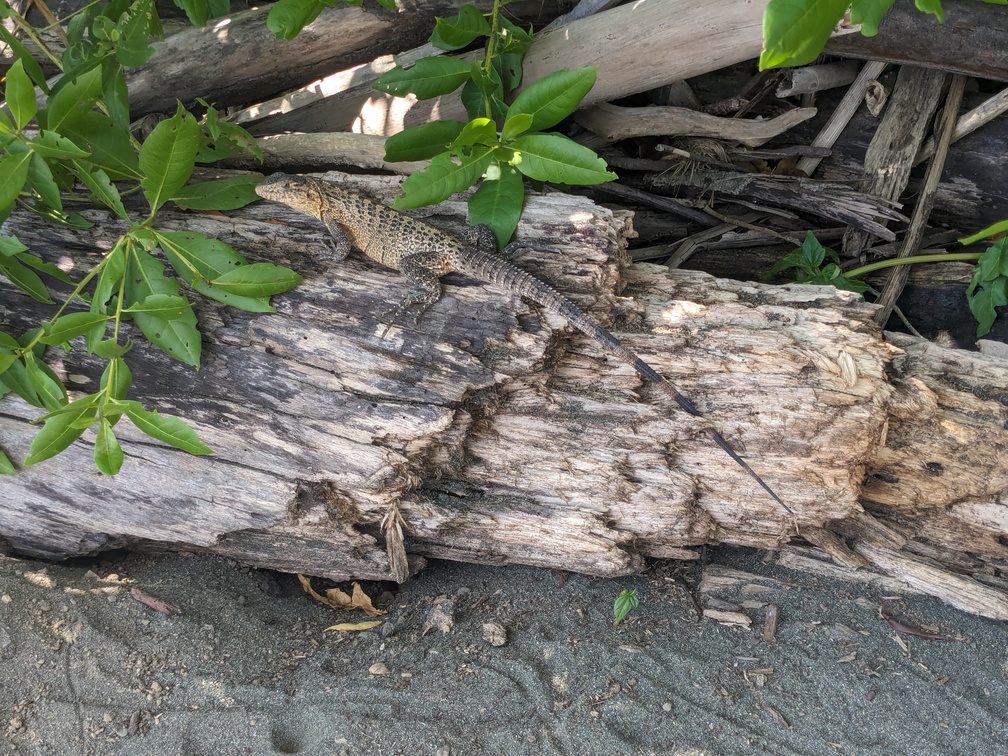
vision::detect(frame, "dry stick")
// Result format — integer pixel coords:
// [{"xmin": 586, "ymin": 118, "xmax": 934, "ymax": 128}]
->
[
  {"xmin": 843, "ymin": 66, "xmax": 948, "ymax": 257},
  {"xmin": 575, "ymin": 102, "xmax": 817, "ymax": 147},
  {"xmin": 872, "ymin": 75, "xmax": 967, "ymax": 328},
  {"xmin": 592, "ymin": 182, "xmax": 717, "ymax": 227},
  {"xmin": 914, "ymin": 85, "xmax": 1008, "ymax": 165},
  {"xmin": 796, "ymin": 61, "xmax": 887, "ymax": 177},
  {"xmin": 776, "ymin": 61, "xmax": 861, "ymax": 97}
]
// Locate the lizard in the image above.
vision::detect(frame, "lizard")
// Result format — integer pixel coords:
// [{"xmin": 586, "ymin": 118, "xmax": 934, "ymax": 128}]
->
[{"xmin": 254, "ymin": 173, "xmax": 790, "ymax": 515}]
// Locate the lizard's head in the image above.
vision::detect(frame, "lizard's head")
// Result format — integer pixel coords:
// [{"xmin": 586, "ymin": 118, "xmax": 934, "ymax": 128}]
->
[{"xmin": 254, "ymin": 173, "xmax": 321, "ymax": 214}]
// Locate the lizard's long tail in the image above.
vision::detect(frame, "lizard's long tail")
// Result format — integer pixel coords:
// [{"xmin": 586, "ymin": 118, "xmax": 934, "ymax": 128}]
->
[{"xmin": 451, "ymin": 248, "xmax": 791, "ymax": 514}]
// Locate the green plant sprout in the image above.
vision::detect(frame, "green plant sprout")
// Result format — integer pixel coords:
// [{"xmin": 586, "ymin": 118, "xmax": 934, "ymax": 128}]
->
[
  {"xmin": 613, "ymin": 588, "xmax": 639, "ymax": 625},
  {"xmin": 372, "ymin": 2, "xmax": 616, "ymax": 248},
  {"xmin": 772, "ymin": 230, "xmax": 1007, "ymax": 337}
]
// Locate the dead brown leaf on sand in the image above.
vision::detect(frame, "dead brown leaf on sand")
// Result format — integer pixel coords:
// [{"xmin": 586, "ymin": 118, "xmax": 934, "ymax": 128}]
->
[{"xmin": 297, "ymin": 575, "xmax": 385, "ymax": 617}]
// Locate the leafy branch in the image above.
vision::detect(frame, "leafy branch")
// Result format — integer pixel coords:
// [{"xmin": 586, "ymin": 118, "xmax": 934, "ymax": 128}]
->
[
  {"xmin": 372, "ymin": 2, "xmax": 616, "ymax": 247},
  {"xmin": 0, "ymin": 1, "xmax": 301, "ymax": 475}
]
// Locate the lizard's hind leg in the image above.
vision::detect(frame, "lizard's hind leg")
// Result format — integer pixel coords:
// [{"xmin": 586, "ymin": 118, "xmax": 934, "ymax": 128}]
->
[
  {"xmin": 463, "ymin": 224, "xmax": 561, "ymax": 260},
  {"xmin": 380, "ymin": 251, "xmax": 446, "ymax": 336}
]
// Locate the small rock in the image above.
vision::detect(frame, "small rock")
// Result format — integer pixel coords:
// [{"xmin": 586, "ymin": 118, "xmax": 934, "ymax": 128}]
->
[
  {"xmin": 368, "ymin": 662, "xmax": 389, "ymax": 676},
  {"xmin": 481, "ymin": 622, "xmax": 508, "ymax": 647},
  {"xmin": 422, "ymin": 600, "xmax": 455, "ymax": 636}
]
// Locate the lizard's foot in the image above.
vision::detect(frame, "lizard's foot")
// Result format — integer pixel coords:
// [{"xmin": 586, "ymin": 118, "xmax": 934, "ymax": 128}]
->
[
  {"xmin": 378, "ymin": 290, "xmax": 435, "ymax": 338},
  {"xmin": 319, "ymin": 242, "xmax": 350, "ymax": 262}
]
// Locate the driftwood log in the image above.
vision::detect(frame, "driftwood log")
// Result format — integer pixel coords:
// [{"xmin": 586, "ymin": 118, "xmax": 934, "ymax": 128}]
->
[{"xmin": 1, "ymin": 175, "xmax": 1007, "ymax": 618}]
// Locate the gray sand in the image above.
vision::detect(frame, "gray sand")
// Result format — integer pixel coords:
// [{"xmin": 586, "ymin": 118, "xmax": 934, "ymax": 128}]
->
[{"xmin": 1, "ymin": 547, "xmax": 1005, "ymax": 754}]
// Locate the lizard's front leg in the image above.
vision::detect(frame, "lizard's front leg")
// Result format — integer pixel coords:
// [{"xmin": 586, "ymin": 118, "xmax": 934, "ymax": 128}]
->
[{"xmin": 320, "ymin": 216, "xmax": 352, "ymax": 262}]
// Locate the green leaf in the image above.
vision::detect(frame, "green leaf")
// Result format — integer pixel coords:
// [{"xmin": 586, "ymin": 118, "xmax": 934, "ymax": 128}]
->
[
  {"xmin": 27, "ymin": 152, "xmax": 63, "ymax": 212},
  {"xmin": 195, "ymin": 112, "xmax": 263, "ymax": 163},
  {"xmin": 462, "ymin": 63, "xmax": 505, "ymax": 121},
  {"xmin": 170, "ymin": 175, "xmax": 262, "ymax": 210},
  {"xmin": 41, "ymin": 312, "xmax": 111, "ymax": 345},
  {"xmin": 506, "ymin": 68, "xmax": 597, "ymax": 134},
  {"xmin": 209, "ymin": 263, "xmax": 303, "ymax": 297},
  {"xmin": 24, "ymin": 394, "xmax": 99, "ymax": 465},
  {"xmin": 5, "ymin": 59, "xmax": 38, "ymax": 129},
  {"xmin": 174, "ymin": 0, "xmax": 209, "ymax": 26},
  {"xmin": 468, "ymin": 163, "xmax": 524, "ymax": 249},
  {"xmin": 29, "ymin": 130, "xmax": 91, "ymax": 160},
  {"xmin": 496, "ymin": 52, "xmax": 523, "ymax": 96},
  {"xmin": 0, "ymin": 255, "xmax": 52, "ymax": 303},
  {"xmin": 0, "ymin": 25, "xmax": 48, "ymax": 93},
  {"xmin": 75, "ymin": 166, "xmax": 129, "ymax": 219},
  {"xmin": 41, "ymin": 64, "xmax": 102, "ymax": 133},
  {"xmin": 970, "ymin": 240, "xmax": 1007, "ymax": 284},
  {"xmin": 0, "ymin": 353, "xmax": 16, "ymax": 376},
  {"xmin": 267, "ymin": 0, "xmax": 327, "ymax": 40},
  {"xmin": 93, "ymin": 240, "xmax": 127, "ymax": 311},
  {"xmin": 0, "ymin": 449, "xmax": 15, "ymax": 475},
  {"xmin": 374, "ymin": 57, "xmax": 474, "ymax": 99},
  {"xmin": 0, "ymin": 109, "xmax": 17, "ymax": 137},
  {"xmin": 511, "ymin": 134, "xmax": 616, "ymax": 185},
  {"xmin": 138, "ymin": 103, "xmax": 200, "ymax": 213},
  {"xmin": 450, "ymin": 117, "xmax": 498, "ymax": 151},
  {"xmin": 101, "ymin": 60, "xmax": 131, "ymax": 130},
  {"xmin": 125, "ymin": 248, "xmax": 202, "ymax": 366},
  {"xmin": 431, "ymin": 5, "xmax": 491, "ymax": 50},
  {"xmin": 0, "ymin": 150, "xmax": 32, "ymax": 209},
  {"xmin": 123, "ymin": 293, "xmax": 189, "ymax": 318},
  {"xmin": 915, "ymin": 0, "xmax": 944, "ymax": 22},
  {"xmin": 801, "ymin": 229, "xmax": 829, "ymax": 268},
  {"xmin": 153, "ymin": 229, "xmax": 276, "ymax": 312},
  {"xmin": 23, "ymin": 352, "xmax": 68, "ymax": 410},
  {"xmin": 61, "ymin": 111, "xmax": 141, "ymax": 179},
  {"xmin": 92, "ymin": 338, "xmax": 132, "ymax": 359},
  {"xmin": 960, "ymin": 219, "xmax": 1008, "ymax": 246},
  {"xmin": 116, "ymin": 0, "xmax": 157, "ymax": 67},
  {"xmin": 394, "ymin": 150, "xmax": 493, "ymax": 209},
  {"xmin": 500, "ymin": 113, "xmax": 532, "ymax": 142},
  {"xmin": 850, "ymin": 0, "xmax": 896, "ymax": 36},
  {"xmin": 497, "ymin": 16, "xmax": 533, "ymax": 55},
  {"xmin": 17, "ymin": 252, "xmax": 73, "ymax": 285},
  {"xmin": 93, "ymin": 418, "xmax": 124, "ymax": 475},
  {"xmin": 969, "ymin": 287, "xmax": 997, "ymax": 337},
  {"xmin": 384, "ymin": 121, "xmax": 467, "ymax": 162},
  {"xmin": 121, "ymin": 402, "xmax": 213, "ymax": 455},
  {"xmin": 0, "ymin": 236, "xmax": 28, "ymax": 257},
  {"xmin": 613, "ymin": 588, "xmax": 638, "ymax": 625},
  {"xmin": 760, "ymin": 0, "xmax": 851, "ymax": 69},
  {"xmin": 0, "ymin": 356, "xmax": 42, "ymax": 406}
]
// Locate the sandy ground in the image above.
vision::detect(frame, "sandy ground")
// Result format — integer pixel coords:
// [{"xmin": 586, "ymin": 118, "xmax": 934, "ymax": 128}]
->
[{"xmin": 0, "ymin": 546, "xmax": 1005, "ymax": 755}]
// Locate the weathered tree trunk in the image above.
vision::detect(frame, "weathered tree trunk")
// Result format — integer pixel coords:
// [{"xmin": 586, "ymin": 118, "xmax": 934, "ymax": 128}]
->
[{"xmin": 1, "ymin": 176, "xmax": 1006, "ymax": 618}]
